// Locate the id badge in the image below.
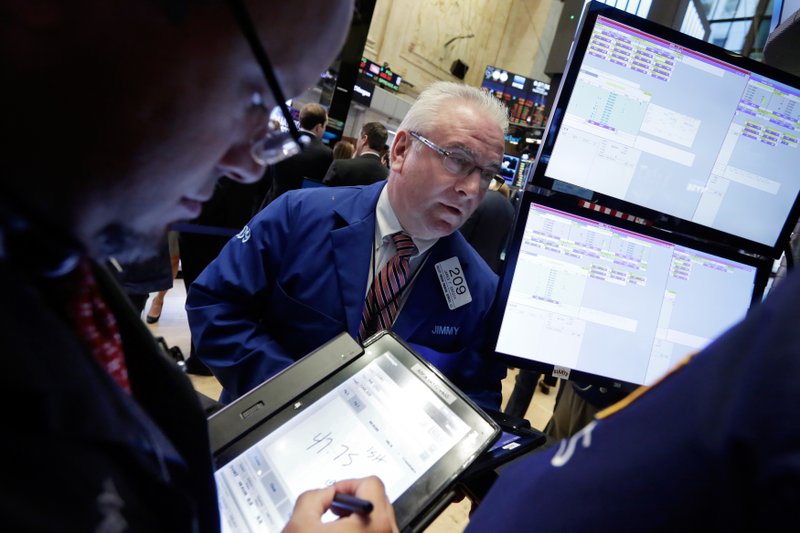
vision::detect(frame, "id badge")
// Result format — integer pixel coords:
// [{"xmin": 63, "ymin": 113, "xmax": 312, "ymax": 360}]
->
[{"xmin": 434, "ymin": 257, "xmax": 472, "ymax": 310}]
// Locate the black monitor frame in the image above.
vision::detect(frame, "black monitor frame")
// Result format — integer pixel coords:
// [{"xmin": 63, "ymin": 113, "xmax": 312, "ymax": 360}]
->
[{"xmin": 529, "ymin": 1, "xmax": 800, "ymax": 260}]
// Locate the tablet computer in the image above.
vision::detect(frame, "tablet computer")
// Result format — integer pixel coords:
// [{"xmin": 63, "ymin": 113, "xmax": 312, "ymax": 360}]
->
[{"xmin": 208, "ymin": 330, "xmax": 500, "ymax": 532}]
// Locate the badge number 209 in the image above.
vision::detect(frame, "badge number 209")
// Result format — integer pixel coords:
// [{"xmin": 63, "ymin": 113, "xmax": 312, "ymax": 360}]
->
[{"xmin": 435, "ymin": 257, "xmax": 472, "ymax": 310}]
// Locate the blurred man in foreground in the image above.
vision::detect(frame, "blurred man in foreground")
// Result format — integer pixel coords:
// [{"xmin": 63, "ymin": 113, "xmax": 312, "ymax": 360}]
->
[{"xmin": 0, "ymin": 0, "xmax": 395, "ymax": 530}]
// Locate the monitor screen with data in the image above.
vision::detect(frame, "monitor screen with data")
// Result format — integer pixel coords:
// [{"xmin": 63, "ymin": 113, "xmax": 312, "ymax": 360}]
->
[
  {"xmin": 489, "ymin": 193, "xmax": 766, "ymax": 388},
  {"xmin": 532, "ymin": 3, "xmax": 800, "ymax": 257}
]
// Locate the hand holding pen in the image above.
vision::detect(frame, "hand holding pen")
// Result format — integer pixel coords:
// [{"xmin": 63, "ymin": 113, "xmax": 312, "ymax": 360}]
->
[{"xmin": 283, "ymin": 476, "xmax": 399, "ymax": 533}]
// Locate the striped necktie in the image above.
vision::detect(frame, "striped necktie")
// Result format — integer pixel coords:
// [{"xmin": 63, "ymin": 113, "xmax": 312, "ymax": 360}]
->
[
  {"xmin": 60, "ymin": 258, "xmax": 132, "ymax": 393},
  {"xmin": 359, "ymin": 232, "xmax": 418, "ymax": 342}
]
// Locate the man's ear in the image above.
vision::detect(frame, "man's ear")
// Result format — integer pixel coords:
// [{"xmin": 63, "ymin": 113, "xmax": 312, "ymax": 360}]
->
[{"xmin": 390, "ymin": 130, "xmax": 411, "ymax": 172}]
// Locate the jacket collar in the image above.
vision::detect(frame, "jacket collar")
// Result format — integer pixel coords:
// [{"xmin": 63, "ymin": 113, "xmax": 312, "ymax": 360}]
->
[
  {"xmin": 331, "ymin": 181, "xmax": 386, "ymax": 225},
  {"xmin": 329, "ymin": 182, "xmax": 385, "ymax": 335}
]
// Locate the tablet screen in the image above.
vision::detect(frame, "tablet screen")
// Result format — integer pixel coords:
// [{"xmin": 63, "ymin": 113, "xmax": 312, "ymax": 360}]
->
[{"xmin": 211, "ymin": 332, "xmax": 498, "ymax": 532}]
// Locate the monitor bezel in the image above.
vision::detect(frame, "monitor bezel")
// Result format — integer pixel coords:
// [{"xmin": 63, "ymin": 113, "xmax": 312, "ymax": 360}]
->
[
  {"xmin": 488, "ymin": 189, "xmax": 772, "ymax": 390},
  {"xmin": 529, "ymin": 1, "xmax": 800, "ymax": 260}
]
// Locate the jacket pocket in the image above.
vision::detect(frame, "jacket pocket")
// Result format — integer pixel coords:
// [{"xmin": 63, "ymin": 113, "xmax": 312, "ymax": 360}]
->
[{"xmin": 267, "ymin": 282, "xmax": 346, "ymax": 354}]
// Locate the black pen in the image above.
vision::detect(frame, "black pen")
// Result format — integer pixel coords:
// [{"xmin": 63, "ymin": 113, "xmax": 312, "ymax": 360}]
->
[{"xmin": 331, "ymin": 492, "xmax": 374, "ymax": 515}]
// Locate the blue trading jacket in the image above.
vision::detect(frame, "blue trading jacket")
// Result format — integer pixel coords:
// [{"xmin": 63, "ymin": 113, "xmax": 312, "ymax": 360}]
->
[
  {"xmin": 467, "ymin": 267, "xmax": 800, "ymax": 531},
  {"xmin": 186, "ymin": 182, "xmax": 506, "ymax": 409}
]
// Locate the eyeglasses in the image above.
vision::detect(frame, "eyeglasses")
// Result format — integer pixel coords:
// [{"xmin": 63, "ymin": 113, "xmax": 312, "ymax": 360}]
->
[
  {"xmin": 409, "ymin": 131, "xmax": 500, "ymax": 191},
  {"xmin": 227, "ymin": 0, "xmax": 306, "ymax": 165}
]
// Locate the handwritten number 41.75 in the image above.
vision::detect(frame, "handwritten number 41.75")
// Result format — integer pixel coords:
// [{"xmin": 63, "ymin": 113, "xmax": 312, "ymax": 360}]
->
[{"xmin": 307, "ymin": 432, "xmax": 389, "ymax": 467}]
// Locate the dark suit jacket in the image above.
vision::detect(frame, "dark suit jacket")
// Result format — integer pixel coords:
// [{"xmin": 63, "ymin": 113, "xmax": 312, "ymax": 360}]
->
[
  {"xmin": 322, "ymin": 152, "xmax": 388, "ymax": 187},
  {"xmin": 459, "ymin": 190, "xmax": 516, "ymax": 274},
  {"xmin": 0, "ymin": 252, "xmax": 219, "ymax": 531},
  {"xmin": 180, "ymin": 176, "xmax": 267, "ymax": 291},
  {"xmin": 261, "ymin": 133, "xmax": 333, "ymax": 207}
]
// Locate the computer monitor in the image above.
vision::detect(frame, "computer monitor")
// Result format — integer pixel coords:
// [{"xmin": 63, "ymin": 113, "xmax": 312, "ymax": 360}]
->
[
  {"xmin": 488, "ymin": 192, "xmax": 769, "ymax": 389},
  {"xmin": 500, "ymin": 154, "xmax": 520, "ymax": 184},
  {"xmin": 531, "ymin": 2, "xmax": 800, "ymax": 259},
  {"xmin": 515, "ymin": 155, "xmax": 535, "ymax": 189},
  {"xmin": 352, "ymin": 77, "xmax": 375, "ymax": 107}
]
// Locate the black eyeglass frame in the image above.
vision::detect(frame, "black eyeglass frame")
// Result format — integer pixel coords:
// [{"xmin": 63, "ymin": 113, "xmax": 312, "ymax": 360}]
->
[
  {"xmin": 226, "ymin": 0, "xmax": 305, "ymax": 154},
  {"xmin": 409, "ymin": 131, "xmax": 501, "ymax": 190}
]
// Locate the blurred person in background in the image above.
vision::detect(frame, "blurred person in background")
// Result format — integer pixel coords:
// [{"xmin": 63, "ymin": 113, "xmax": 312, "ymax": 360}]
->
[
  {"xmin": 323, "ymin": 121, "xmax": 390, "ymax": 186},
  {"xmin": 333, "ymin": 139, "xmax": 356, "ymax": 160}
]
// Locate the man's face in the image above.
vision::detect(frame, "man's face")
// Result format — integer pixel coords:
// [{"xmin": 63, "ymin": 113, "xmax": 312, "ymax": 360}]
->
[
  {"xmin": 70, "ymin": 1, "xmax": 352, "ymax": 261},
  {"xmin": 356, "ymin": 131, "xmax": 368, "ymax": 155},
  {"xmin": 387, "ymin": 102, "xmax": 505, "ymax": 240}
]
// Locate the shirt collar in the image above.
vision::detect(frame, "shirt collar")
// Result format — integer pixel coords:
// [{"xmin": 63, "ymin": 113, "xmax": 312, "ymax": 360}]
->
[
  {"xmin": 299, "ymin": 128, "xmax": 318, "ymax": 139},
  {"xmin": 374, "ymin": 186, "xmax": 437, "ymax": 256}
]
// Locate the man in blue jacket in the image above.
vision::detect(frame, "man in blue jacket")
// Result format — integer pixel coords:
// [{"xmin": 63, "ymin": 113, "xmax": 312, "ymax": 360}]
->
[{"xmin": 187, "ymin": 81, "xmax": 509, "ymax": 409}]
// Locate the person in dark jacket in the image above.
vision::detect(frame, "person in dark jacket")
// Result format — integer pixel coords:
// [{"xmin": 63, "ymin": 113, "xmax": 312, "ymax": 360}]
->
[
  {"xmin": 0, "ymin": 0, "xmax": 395, "ymax": 531},
  {"xmin": 458, "ymin": 176, "xmax": 515, "ymax": 274},
  {"xmin": 323, "ymin": 121, "xmax": 390, "ymax": 186},
  {"xmin": 260, "ymin": 102, "xmax": 333, "ymax": 207}
]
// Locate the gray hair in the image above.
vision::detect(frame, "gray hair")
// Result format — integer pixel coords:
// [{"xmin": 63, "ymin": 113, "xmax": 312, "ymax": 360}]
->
[{"xmin": 398, "ymin": 81, "xmax": 509, "ymax": 139}]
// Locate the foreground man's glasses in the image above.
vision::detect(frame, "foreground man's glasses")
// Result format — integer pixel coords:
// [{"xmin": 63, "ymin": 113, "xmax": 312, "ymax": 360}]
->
[{"xmin": 227, "ymin": 0, "xmax": 306, "ymax": 165}]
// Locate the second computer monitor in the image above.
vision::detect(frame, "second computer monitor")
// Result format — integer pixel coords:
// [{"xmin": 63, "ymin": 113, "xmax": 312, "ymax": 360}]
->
[{"xmin": 489, "ymin": 193, "xmax": 766, "ymax": 388}]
